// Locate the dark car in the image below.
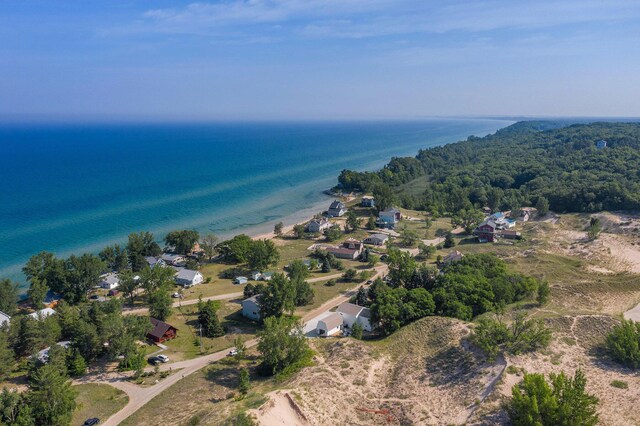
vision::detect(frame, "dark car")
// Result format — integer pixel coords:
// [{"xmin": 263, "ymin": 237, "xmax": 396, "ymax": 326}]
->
[
  {"xmin": 148, "ymin": 356, "xmax": 161, "ymax": 365},
  {"xmin": 83, "ymin": 418, "xmax": 100, "ymax": 426}
]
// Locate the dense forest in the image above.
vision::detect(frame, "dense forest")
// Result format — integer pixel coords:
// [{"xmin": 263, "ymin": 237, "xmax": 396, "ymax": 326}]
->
[{"xmin": 337, "ymin": 121, "xmax": 640, "ymax": 214}]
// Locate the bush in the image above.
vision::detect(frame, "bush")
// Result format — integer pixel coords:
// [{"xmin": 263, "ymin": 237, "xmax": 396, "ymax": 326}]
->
[
  {"xmin": 343, "ymin": 269, "xmax": 357, "ymax": 282},
  {"xmin": 606, "ymin": 320, "xmax": 640, "ymax": 368},
  {"xmin": 325, "ymin": 279, "xmax": 336, "ymax": 287},
  {"xmin": 507, "ymin": 369, "xmax": 598, "ymax": 426},
  {"xmin": 610, "ymin": 380, "xmax": 628, "ymax": 389}
]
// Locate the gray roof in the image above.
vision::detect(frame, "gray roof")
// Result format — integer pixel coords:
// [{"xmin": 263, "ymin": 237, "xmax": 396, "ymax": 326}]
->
[
  {"xmin": 337, "ymin": 302, "xmax": 365, "ymax": 317},
  {"xmin": 366, "ymin": 233, "xmax": 388, "ymax": 241},
  {"xmin": 359, "ymin": 307, "xmax": 371, "ymax": 319},
  {"xmin": 380, "ymin": 208, "xmax": 400, "ymax": 214},
  {"xmin": 319, "ymin": 312, "xmax": 343, "ymax": 330},
  {"xmin": 176, "ymin": 268, "xmax": 200, "ymax": 281},
  {"xmin": 243, "ymin": 295, "xmax": 260, "ymax": 304},
  {"xmin": 329, "ymin": 200, "xmax": 345, "ymax": 209},
  {"xmin": 100, "ymin": 272, "xmax": 119, "ymax": 285},
  {"xmin": 0, "ymin": 311, "xmax": 10, "ymax": 326}
]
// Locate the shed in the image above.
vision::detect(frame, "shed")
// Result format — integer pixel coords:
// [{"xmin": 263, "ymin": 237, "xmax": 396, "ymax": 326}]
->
[
  {"xmin": 175, "ymin": 269, "xmax": 204, "ymax": 287},
  {"xmin": 99, "ymin": 272, "xmax": 120, "ymax": 290},
  {"xmin": 364, "ymin": 233, "xmax": 389, "ymax": 246},
  {"xmin": 316, "ymin": 312, "xmax": 343, "ymax": 337},
  {"xmin": 147, "ymin": 318, "xmax": 178, "ymax": 343},
  {"xmin": 242, "ymin": 295, "xmax": 261, "ymax": 321},
  {"xmin": 234, "ymin": 276, "xmax": 248, "ymax": 285}
]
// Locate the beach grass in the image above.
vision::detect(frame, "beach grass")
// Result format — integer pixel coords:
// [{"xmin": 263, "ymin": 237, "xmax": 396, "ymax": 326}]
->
[{"xmin": 71, "ymin": 383, "xmax": 129, "ymax": 426}]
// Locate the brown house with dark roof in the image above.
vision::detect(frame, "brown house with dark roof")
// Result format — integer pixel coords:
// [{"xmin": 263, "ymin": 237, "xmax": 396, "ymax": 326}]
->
[{"xmin": 147, "ymin": 318, "xmax": 178, "ymax": 343}]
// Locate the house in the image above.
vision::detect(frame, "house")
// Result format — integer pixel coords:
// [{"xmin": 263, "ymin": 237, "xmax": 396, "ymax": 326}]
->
[
  {"xmin": 34, "ymin": 341, "xmax": 71, "ymax": 363},
  {"xmin": 306, "ymin": 218, "xmax": 332, "ymax": 233},
  {"xmin": 596, "ymin": 140, "xmax": 607, "ymax": 149},
  {"xmin": 501, "ymin": 230, "xmax": 522, "ymax": 240},
  {"xmin": 337, "ymin": 302, "xmax": 372, "ymax": 332},
  {"xmin": 327, "ymin": 200, "xmax": 347, "ymax": 217},
  {"xmin": 363, "ymin": 233, "xmax": 389, "ymax": 246},
  {"xmin": 175, "ymin": 269, "xmax": 203, "ymax": 287},
  {"xmin": 99, "ymin": 272, "xmax": 120, "ymax": 290},
  {"xmin": 43, "ymin": 290, "xmax": 62, "ymax": 308},
  {"xmin": 361, "ymin": 196, "xmax": 375, "ymax": 208},
  {"xmin": 234, "ymin": 276, "xmax": 248, "ymax": 285},
  {"xmin": 261, "ymin": 272, "xmax": 275, "ymax": 281},
  {"xmin": 378, "ymin": 208, "xmax": 402, "ymax": 228},
  {"xmin": 316, "ymin": 313, "xmax": 344, "ymax": 337},
  {"xmin": 147, "ymin": 318, "xmax": 177, "ymax": 343},
  {"xmin": 326, "ymin": 239, "xmax": 364, "ymax": 260},
  {"xmin": 251, "ymin": 271, "xmax": 262, "ymax": 281},
  {"xmin": 161, "ymin": 253, "xmax": 186, "ymax": 266},
  {"xmin": 443, "ymin": 250, "xmax": 464, "ymax": 265},
  {"xmin": 29, "ymin": 307, "xmax": 56, "ymax": 320},
  {"xmin": 0, "ymin": 311, "xmax": 10, "ymax": 327},
  {"xmin": 241, "ymin": 295, "xmax": 261, "ymax": 321},
  {"xmin": 475, "ymin": 219, "xmax": 497, "ymax": 243},
  {"xmin": 145, "ymin": 256, "xmax": 166, "ymax": 269}
]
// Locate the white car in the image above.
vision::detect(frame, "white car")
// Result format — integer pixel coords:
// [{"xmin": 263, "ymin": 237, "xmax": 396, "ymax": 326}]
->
[
  {"xmin": 172, "ymin": 292, "xmax": 181, "ymax": 298},
  {"xmin": 228, "ymin": 349, "xmax": 238, "ymax": 357},
  {"xmin": 156, "ymin": 354, "xmax": 169, "ymax": 363}
]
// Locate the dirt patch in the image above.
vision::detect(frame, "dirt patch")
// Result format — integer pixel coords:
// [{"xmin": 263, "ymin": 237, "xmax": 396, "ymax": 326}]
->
[{"xmin": 249, "ymin": 390, "xmax": 309, "ymax": 426}]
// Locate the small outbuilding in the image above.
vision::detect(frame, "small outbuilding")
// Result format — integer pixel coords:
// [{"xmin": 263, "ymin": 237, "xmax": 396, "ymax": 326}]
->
[
  {"xmin": 316, "ymin": 312, "xmax": 344, "ymax": 337},
  {"xmin": 363, "ymin": 233, "xmax": 389, "ymax": 246},
  {"xmin": 147, "ymin": 318, "xmax": 178, "ymax": 343},
  {"xmin": 241, "ymin": 295, "xmax": 261, "ymax": 321},
  {"xmin": 361, "ymin": 196, "xmax": 375, "ymax": 208},
  {"xmin": 99, "ymin": 272, "xmax": 120, "ymax": 290},
  {"xmin": 28, "ymin": 307, "xmax": 56, "ymax": 320},
  {"xmin": 234, "ymin": 276, "xmax": 248, "ymax": 285}
]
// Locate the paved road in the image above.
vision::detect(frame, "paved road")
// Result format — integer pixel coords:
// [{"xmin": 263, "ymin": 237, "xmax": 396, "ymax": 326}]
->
[
  {"xmin": 89, "ymin": 265, "xmax": 388, "ymax": 425},
  {"xmin": 122, "ymin": 292, "xmax": 244, "ymax": 316}
]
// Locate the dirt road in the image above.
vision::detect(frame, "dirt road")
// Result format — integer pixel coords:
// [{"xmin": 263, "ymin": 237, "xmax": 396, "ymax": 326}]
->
[
  {"xmin": 93, "ymin": 265, "xmax": 387, "ymax": 425},
  {"xmin": 122, "ymin": 292, "xmax": 244, "ymax": 316}
]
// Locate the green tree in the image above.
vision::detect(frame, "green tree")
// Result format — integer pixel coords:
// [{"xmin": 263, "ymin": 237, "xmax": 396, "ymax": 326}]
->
[
  {"xmin": 342, "ymin": 269, "xmax": 357, "ymax": 282},
  {"xmin": 536, "ymin": 196, "xmax": 550, "ymax": 217},
  {"xmin": 508, "ymin": 369, "xmax": 598, "ymax": 426},
  {"xmin": 451, "ymin": 209, "xmax": 484, "ymax": 234},
  {"xmin": 368, "ymin": 254, "xmax": 380, "ymax": 268},
  {"xmin": 140, "ymin": 264, "xmax": 175, "ymax": 295},
  {"xmin": 234, "ymin": 336, "xmax": 246, "ymax": 361},
  {"xmin": 64, "ymin": 254, "xmax": 105, "ymax": 304},
  {"xmin": 324, "ymin": 225, "xmax": 342, "ymax": 242},
  {"xmin": 198, "ymin": 300, "xmax": 225, "ymax": 338},
  {"xmin": 354, "ymin": 286, "xmax": 368, "ymax": 306},
  {"xmin": 118, "ymin": 269, "xmax": 139, "ymax": 306},
  {"xmin": 0, "ymin": 279, "xmax": 19, "ymax": 316},
  {"xmin": 386, "ymin": 247, "xmax": 417, "ymax": 287},
  {"xmin": 27, "ymin": 277, "xmax": 48, "ymax": 310},
  {"xmin": 248, "ymin": 239, "xmax": 280, "ymax": 271},
  {"xmin": 28, "ymin": 364, "xmax": 77, "ymax": 426},
  {"xmin": 293, "ymin": 224, "xmax": 306, "ymax": 239},
  {"xmin": 238, "ymin": 368, "xmax": 250, "ymax": 395},
  {"xmin": 274, "ymin": 222, "xmax": 284, "ymax": 237},
  {"xmin": 217, "ymin": 234, "xmax": 254, "ymax": 263},
  {"xmin": 148, "ymin": 286, "xmax": 173, "ymax": 321},
  {"xmin": 399, "ymin": 225, "xmax": 419, "ymax": 247},
  {"xmin": 350, "ymin": 321, "xmax": 363, "ymax": 339},
  {"xmin": 587, "ymin": 217, "xmax": 602, "ymax": 240},
  {"xmin": 200, "ymin": 233, "xmax": 219, "ymax": 261},
  {"xmin": 165, "ymin": 230, "xmax": 200, "ymax": 255},
  {"xmin": 23, "ymin": 252, "xmax": 67, "ymax": 296},
  {"xmin": 345, "ymin": 210, "xmax": 361, "ymax": 233},
  {"xmin": 99, "ymin": 244, "xmax": 129, "ymax": 272},
  {"xmin": 257, "ymin": 316, "xmax": 310, "ymax": 376},
  {"xmin": 0, "ymin": 330, "xmax": 15, "ymax": 381},
  {"xmin": 537, "ymin": 280, "xmax": 550, "ymax": 305},
  {"xmin": 372, "ymin": 183, "xmax": 396, "ymax": 212},
  {"xmin": 366, "ymin": 215, "xmax": 377, "ymax": 230},
  {"xmin": 443, "ymin": 232, "xmax": 456, "ymax": 248},
  {"xmin": 606, "ymin": 320, "xmax": 640, "ymax": 368},
  {"xmin": 66, "ymin": 349, "xmax": 87, "ymax": 377},
  {"xmin": 257, "ymin": 273, "xmax": 295, "ymax": 319},
  {"xmin": 127, "ymin": 232, "xmax": 162, "ymax": 271}
]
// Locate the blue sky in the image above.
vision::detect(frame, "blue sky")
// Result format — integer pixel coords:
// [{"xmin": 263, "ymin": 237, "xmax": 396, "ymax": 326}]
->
[{"xmin": 1, "ymin": 0, "xmax": 640, "ymax": 120}]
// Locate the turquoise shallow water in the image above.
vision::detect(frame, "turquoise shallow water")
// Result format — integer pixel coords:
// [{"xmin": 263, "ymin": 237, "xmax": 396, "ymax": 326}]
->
[{"xmin": 0, "ymin": 119, "xmax": 511, "ymax": 286}]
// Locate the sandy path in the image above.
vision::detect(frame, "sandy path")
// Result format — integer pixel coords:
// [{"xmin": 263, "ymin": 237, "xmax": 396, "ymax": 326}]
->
[{"xmin": 122, "ymin": 292, "xmax": 243, "ymax": 316}]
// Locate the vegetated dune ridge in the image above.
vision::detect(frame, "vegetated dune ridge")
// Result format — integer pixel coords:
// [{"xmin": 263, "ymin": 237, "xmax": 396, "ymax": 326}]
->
[{"xmin": 249, "ymin": 212, "xmax": 640, "ymax": 426}]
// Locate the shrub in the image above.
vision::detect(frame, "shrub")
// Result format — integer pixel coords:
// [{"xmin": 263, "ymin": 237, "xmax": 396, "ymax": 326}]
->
[
  {"xmin": 610, "ymin": 380, "xmax": 628, "ymax": 389},
  {"xmin": 606, "ymin": 320, "xmax": 640, "ymax": 368}
]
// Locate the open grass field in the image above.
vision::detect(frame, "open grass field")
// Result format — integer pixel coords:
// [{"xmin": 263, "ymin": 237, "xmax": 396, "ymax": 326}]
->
[
  {"xmin": 72, "ymin": 383, "xmax": 129, "ymax": 426},
  {"xmin": 162, "ymin": 301, "xmax": 258, "ymax": 362}
]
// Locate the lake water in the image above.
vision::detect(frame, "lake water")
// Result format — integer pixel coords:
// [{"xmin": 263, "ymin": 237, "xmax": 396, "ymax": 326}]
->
[{"xmin": 0, "ymin": 118, "xmax": 512, "ymax": 286}]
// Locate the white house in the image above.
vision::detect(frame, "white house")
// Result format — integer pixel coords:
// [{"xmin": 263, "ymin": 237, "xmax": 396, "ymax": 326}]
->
[
  {"xmin": 316, "ymin": 312, "xmax": 343, "ymax": 337},
  {"xmin": 361, "ymin": 196, "xmax": 375, "ymax": 208},
  {"xmin": 99, "ymin": 272, "xmax": 120, "ymax": 290},
  {"xmin": 251, "ymin": 271, "xmax": 262, "ymax": 281},
  {"xmin": 363, "ymin": 233, "xmax": 389, "ymax": 246},
  {"xmin": 306, "ymin": 218, "xmax": 332, "ymax": 233},
  {"xmin": 261, "ymin": 272, "xmax": 275, "ymax": 281},
  {"xmin": 29, "ymin": 307, "xmax": 56, "ymax": 320},
  {"xmin": 327, "ymin": 200, "xmax": 347, "ymax": 217},
  {"xmin": 241, "ymin": 295, "xmax": 261, "ymax": 321},
  {"xmin": 175, "ymin": 269, "xmax": 203, "ymax": 287},
  {"xmin": 596, "ymin": 139, "xmax": 607, "ymax": 149},
  {"xmin": 235, "ymin": 276, "xmax": 248, "ymax": 285},
  {"xmin": 0, "ymin": 311, "xmax": 10, "ymax": 327},
  {"xmin": 378, "ymin": 208, "xmax": 402, "ymax": 227},
  {"xmin": 337, "ymin": 302, "xmax": 372, "ymax": 332},
  {"xmin": 34, "ymin": 341, "xmax": 71, "ymax": 363}
]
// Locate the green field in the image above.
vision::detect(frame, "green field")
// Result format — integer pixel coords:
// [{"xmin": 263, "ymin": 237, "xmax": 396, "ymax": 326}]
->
[{"xmin": 72, "ymin": 383, "xmax": 129, "ymax": 426}]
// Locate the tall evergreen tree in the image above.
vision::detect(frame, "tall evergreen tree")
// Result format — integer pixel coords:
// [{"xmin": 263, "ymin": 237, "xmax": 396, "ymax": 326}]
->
[{"xmin": 198, "ymin": 300, "xmax": 225, "ymax": 338}]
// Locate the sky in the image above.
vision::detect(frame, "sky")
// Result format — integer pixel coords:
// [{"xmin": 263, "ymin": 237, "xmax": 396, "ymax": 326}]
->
[{"xmin": 1, "ymin": 0, "xmax": 640, "ymax": 120}]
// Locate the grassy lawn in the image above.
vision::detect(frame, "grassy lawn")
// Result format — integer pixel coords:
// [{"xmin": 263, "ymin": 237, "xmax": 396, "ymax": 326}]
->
[
  {"xmin": 120, "ymin": 352, "xmax": 276, "ymax": 426},
  {"xmin": 71, "ymin": 383, "xmax": 129, "ymax": 426},
  {"xmin": 296, "ymin": 279, "xmax": 363, "ymax": 313},
  {"xmin": 162, "ymin": 301, "xmax": 259, "ymax": 362}
]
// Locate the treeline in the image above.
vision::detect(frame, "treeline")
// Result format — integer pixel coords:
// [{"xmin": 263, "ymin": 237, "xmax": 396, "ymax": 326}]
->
[
  {"xmin": 354, "ymin": 251, "xmax": 544, "ymax": 334},
  {"xmin": 338, "ymin": 121, "xmax": 640, "ymax": 214}
]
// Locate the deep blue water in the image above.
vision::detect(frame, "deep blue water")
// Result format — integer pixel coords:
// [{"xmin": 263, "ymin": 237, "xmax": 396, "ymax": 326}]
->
[{"xmin": 0, "ymin": 119, "xmax": 511, "ymax": 287}]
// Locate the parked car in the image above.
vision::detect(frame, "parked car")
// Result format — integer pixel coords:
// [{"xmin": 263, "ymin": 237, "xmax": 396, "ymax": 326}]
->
[
  {"xmin": 148, "ymin": 356, "xmax": 161, "ymax": 365},
  {"xmin": 156, "ymin": 354, "xmax": 169, "ymax": 363},
  {"xmin": 107, "ymin": 289, "xmax": 119, "ymax": 297},
  {"xmin": 227, "ymin": 349, "xmax": 238, "ymax": 357},
  {"xmin": 172, "ymin": 292, "xmax": 180, "ymax": 298},
  {"xmin": 83, "ymin": 418, "xmax": 100, "ymax": 426}
]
